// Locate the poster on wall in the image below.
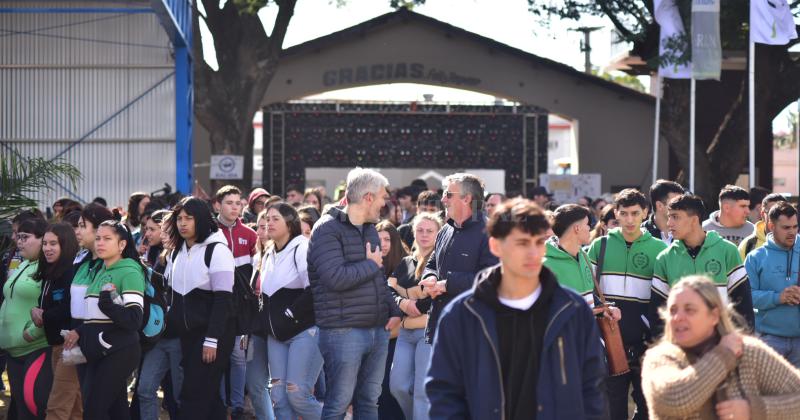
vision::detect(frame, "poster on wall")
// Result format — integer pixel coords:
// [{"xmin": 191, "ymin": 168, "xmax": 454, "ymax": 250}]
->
[{"xmin": 539, "ymin": 174, "xmax": 601, "ymax": 204}]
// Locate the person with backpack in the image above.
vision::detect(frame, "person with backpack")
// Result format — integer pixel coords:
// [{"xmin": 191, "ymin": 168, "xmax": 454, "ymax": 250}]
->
[
  {"xmin": 135, "ymin": 210, "xmax": 183, "ymax": 420},
  {"xmin": 253, "ymin": 203, "xmax": 322, "ymax": 419},
  {"xmin": 213, "ymin": 185, "xmax": 258, "ymax": 420},
  {"xmin": 62, "ymin": 220, "xmax": 146, "ymax": 419},
  {"xmin": 164, "ymin": 197, "xmax": 236, "ymax": 420},
  {"xmin": 0, "ymin": 218, "xmax": 53, "ymax": 420},
  {"xmin": 71, "ymin": 204, "xmax": 115, "ymax": 394},
  {"xmin": 33, "ymin": 223, "xmax": 82, "ymax": 420}
]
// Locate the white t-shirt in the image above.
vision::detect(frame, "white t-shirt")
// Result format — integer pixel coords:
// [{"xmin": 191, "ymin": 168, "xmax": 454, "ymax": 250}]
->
[{"xmin": 498, "ymin": 285, "xmax": 542, "ymax": 311}]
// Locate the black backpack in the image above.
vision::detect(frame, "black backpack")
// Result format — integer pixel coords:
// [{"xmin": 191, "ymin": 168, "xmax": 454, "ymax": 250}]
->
[{"xmin": 172, "ymin": 242, "xmax": 260, "ymax": 336}]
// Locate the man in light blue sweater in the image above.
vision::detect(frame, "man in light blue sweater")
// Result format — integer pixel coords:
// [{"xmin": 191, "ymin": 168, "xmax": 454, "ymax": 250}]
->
[{"xmin": 745, "ymin": 202, "xmax": 800, "ymax": 367}]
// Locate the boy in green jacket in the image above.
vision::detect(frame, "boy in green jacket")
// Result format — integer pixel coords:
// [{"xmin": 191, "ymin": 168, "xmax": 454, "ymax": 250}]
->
[
  {"xmin": 586, "ymin": 188, "xmax": 666, "ymax": 420},
  {"xmin": 649, "ymin": 194, "xmax": 754, "ymax": 337}
]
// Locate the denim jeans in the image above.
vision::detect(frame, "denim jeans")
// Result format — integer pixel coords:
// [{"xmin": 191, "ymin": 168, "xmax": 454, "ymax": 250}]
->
[
  {"xmin": 268, "ymin": 327, "xmax": 324, "ymax": 420},
  {"xmin": 760, "ymin": 333, "xmax": 800, "ymax": 368},
  {"xmin": 390, "ymin": 328, "xmax": 431, "ymax": 420},
  {"xmin": 221, "ymin": 335, "xmax": 247, "ymax": 409},
  {"xmin": 245, "ymin": 335, "xmax": 275, "ymax": 420},
  {"xmin": 318, "ymin": 326, "xmax": 390, "ymax": 420},
  {"xmin": 137, "ymin": 338, "xmax": 183, "ymax": 420}
]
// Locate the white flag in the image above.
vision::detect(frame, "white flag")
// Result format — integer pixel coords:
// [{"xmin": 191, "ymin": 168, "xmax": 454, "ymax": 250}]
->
[
  {"xmin": 692, "ymin": 0, "xmax": 722, "ymax": 81},
  {"xmin": 751, "ymin": 0, "xmax": 798, "ymax": 45},
  {"xmin": 654, "ymin": 0, "xmax": 692, "ymax": 79}
]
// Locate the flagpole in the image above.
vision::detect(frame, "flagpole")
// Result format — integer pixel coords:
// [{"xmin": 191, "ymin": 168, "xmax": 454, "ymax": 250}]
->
[
  {"xmin": 653, "ymin": 75, "xmax": 662, "ymax": 184},
  {"xmin": 748, "ymin": 40, "xmax": 756, "ymax": 188},
  {"xmin": 690, "ymin": 78, "xmax": 696, "ymax": 192}
]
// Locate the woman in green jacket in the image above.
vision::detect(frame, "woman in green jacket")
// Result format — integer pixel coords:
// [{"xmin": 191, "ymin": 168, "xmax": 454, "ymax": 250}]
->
[
  {"xmin": 63, "ymin": 220, "xmax": 146, "ymax": 419},
  {"xmin": 0, "ymin": 217, "xmax": 52, "ymax": 419}
]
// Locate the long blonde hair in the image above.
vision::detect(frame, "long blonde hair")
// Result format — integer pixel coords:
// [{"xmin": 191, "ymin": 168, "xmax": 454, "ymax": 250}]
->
[
  {"xmin": 659, "ymin": 275, "xmax": 744, "ymax": 344},
  {"xmin": 412, "ymin": 212, "xmax": 444, "ymax": 280}
]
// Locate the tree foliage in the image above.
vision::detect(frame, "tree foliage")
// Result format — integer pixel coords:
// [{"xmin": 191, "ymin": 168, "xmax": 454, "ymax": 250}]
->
[{"xmin": 0, "ymin": 152, "xmax": 81, "ymax": 220}]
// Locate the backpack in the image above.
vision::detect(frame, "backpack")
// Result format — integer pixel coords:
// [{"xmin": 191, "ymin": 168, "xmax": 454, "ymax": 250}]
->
[
  {"xmin": 140, "ymin": 266, "xmax": 168, "ymax": 351},
  {"xmin": 171, "ymin": 242, "xmax": 260, "ymax": 336}
]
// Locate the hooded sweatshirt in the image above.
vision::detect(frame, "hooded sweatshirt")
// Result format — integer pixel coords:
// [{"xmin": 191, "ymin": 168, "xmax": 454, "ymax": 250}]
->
[
  {"xmin": 165, "ymin": 230, "xmax": 234, "ymax": 349},
  {"xmin": 649, "ymin": 230, "xmax": 754, "ymax": 337},
  {"xmin": 586, "ymin": 228, "xmax": 667, "ymax": 345},
  {"xmin": 0, "ymin": 260, "xmax": 48, "ymax": 357},
  {"xmin": 745, "ymin": 233, "xmax": 800, "ymax": 337},
  {"xmin": 543, "ymin": 237, "xmax": 594, "ymax": 306},
  {"xmin": 243, "ymin": 188, "xmax": 270, "ymax": 224},
  {"xmin": 76, "ymin": 257, "xmax": 145, "ymax": 360},
  {"xmin": 702, "ymin": 210, "xmax": 755, "ymax": 246},
  {"xmin": 738, "ymin": 220, "xmax": 767, "ymax": 261}
]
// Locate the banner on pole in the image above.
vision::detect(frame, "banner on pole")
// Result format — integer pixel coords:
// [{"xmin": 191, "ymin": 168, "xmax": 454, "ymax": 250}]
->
[
  {"xmin": 691, "ymin": 0, "xmax": 722, "ymax": 80},
  {"xmin": 655, "ymin": 0, "xmax": 692, "ymax": 79},
  {"xmin": 750, "ymin": 0, "xmax": 798, "ymax": 45}
]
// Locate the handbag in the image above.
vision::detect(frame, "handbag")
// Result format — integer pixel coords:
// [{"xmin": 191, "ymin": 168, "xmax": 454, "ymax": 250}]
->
[{"xmin": 591, "ymin": 237, "xmax": 630, "ymax": 376}]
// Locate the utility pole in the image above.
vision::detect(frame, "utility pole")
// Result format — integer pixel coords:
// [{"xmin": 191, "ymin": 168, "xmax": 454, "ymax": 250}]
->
[{"xmin": 570, "ymin": 26, "xmax": 602, "ymax": 74}]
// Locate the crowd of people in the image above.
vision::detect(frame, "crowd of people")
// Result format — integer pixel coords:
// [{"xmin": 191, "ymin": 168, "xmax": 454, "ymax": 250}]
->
[{"xmin": 1, "ymin": 168, "xmax": 800, "ymax": 420}]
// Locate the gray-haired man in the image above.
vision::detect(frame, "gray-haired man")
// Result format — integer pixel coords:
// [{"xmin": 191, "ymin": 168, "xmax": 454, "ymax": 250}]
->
[{"xmin": 308, "ymin": 167, "xmax": 402, "ymax": 419}]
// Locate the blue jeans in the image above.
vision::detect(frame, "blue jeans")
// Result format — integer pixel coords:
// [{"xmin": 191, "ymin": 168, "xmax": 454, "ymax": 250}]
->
[
  {"xmin": 221, "ymin": 335, "xmax": 247, "ymax": 409},
  {"xmin": 245, "ymin": 335, "xmax": 275, "ymax": 420},
  {"xmin": 390, "ymin": 328, "xmax": 431, "ymax": 420},
  {"xmin": 318, "ymin": 326, "xmax": 389, "ymax": 420},
  {"xmin": 268, "ymin": 327, "xmax": 324, "ymax": 420},
  {"xmin": 760, "ymin": 333, "xmax": 800, "ymax": 368},
  {"xmin": 138, "ymin": 338, "xmax": 183, "ymax": 420}
]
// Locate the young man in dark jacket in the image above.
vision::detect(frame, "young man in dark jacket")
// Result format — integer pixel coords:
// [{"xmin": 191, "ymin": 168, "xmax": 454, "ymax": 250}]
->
[
  {"xmin": 307, "ymin": 167, "xmax": 402, "ymax": 419},
  {"xmin": 426, "ymin": 198, "xmax": 607, "ymax": 420},
  {"xmin": 420, "ymin": 173, "xmax": 498, "ymax": 344}
]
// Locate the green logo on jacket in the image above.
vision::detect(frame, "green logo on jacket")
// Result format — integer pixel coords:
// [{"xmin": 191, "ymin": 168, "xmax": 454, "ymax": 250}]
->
[{"xmin": 704, "ymin": 259, "xmax": 722, "ymax": 276}]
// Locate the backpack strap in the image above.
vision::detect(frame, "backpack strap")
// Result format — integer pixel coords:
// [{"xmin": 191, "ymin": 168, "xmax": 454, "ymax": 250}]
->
[
  {"xmin": 204, "ymin": 242, "xmax": 219, "ymax": 268},
  {"xmin": 292, "ymin": 245, "xmax": 299, "ymax": 272},
  {"xmin": 170, "ymin": 248, "xmax": 179, "ymax": 263},
  {"xmin": 744, "ymin": 237, "xmax": 756, "ymax": 257},
  {"xmin": 591, "ymin": 237, "xmax": 608, "ymax": 306}
]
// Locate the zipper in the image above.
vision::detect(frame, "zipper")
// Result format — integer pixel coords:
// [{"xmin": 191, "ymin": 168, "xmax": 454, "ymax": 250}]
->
[
  {"xmin": 558, "ymin": 336, "xmax": 567, "ymax": 385},
  {"xmin": 623, "ymin": 241, "xmax": 630, "ymax": 298},
  {"xmin": 544, "ymin": 301, "xmax": 571, "ymax": 339},
  {"xmin": 182, "ymin": 247, "xmax": 191, "ymax": 331},
  {"xmin": 464, "ymin": 300, "xmax": 505, "ymax": 420}
]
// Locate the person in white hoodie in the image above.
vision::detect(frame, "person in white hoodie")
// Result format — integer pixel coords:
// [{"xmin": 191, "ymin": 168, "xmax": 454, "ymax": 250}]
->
[
  {"xmin": 256, "ymin": 203, "xmax": 322, "ymax": 420},
  {"xmin": 164, "ymin": 197, "xmax": 235, "ymax": 420}
]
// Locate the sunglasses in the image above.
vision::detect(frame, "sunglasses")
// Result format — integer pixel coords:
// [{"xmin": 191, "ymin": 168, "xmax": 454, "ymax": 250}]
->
[{"xmin": 444, "ymin": 191, "xmax": 462, "ymax": 199}]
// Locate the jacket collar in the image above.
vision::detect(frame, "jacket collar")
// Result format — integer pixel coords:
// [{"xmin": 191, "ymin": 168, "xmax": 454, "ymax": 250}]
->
[
  {"xmin": 327, "ymin": 205, "xmax": 374, "ymax": 229},
  {"xmin": 466, "ymin": 265, "xmax": 579, "ymax": 347},
  {"xmin": 446, "ymin": 211, "xmax": 486, "ymax": 230}
]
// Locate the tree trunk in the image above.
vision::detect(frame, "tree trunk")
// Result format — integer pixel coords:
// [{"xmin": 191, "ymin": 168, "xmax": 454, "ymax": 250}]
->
[{"xmin": 192, "ymin": 0, "xmax": 297, "ymax": 194}]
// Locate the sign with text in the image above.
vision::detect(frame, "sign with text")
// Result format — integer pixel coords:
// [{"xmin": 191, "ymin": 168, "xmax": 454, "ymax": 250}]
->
[
  {"xmin": 539, "ymin": 174, "xmax": 602, "ymax": 204},
  {"xmin": 322, "ymin": 62, "xmax": 481, "ymax": 88},
  {"xmin": 210, "ymin": 155, "xmax": 244, "ymax": 180}
]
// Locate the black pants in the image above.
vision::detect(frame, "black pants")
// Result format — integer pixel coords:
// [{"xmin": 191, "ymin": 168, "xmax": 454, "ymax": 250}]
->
[
  {"xmin": 82, "ymin": 344, "xmax": 141, "ymax": 420},
  {"xmin": 6, "ymin": 347, "xmax": 53, "ymax": 420},
  {"xmin": 606, "ymin": 363, "xmax": 647, "ymax": 420},
  {"xmin": 178, "ymin": 328, "xmax": 234, "ymax": 420}
]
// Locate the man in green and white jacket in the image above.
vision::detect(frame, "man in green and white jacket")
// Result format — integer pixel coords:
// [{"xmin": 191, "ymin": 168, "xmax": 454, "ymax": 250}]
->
[
  {"xmin": 649, "ymin": 194, "xmax": 755, "ymax": 338},
  {"xmin": 586, "ymin": 189, "xmax": 666, "ymax": 420}
]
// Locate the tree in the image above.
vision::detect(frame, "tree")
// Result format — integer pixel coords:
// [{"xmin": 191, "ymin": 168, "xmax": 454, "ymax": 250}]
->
[
  {"xmin": 0, "ymin": 153, "xmax": 81, "ymax": 220},
  {"xmin": 194, "ymin": 0, "xmax": 422, "ymax": 192},
  {"xmin": 529, "ymin": 0, "xmax": 800, "ymax": 203}
]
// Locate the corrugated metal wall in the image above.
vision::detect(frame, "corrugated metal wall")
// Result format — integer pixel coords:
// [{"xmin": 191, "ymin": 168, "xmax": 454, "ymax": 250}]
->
[{"xmin": 1, "ymin": 1, "xmax": 176, "ymax": 210}]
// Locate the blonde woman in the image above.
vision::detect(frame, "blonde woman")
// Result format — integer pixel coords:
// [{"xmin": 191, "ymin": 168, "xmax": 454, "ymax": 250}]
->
[
  {"xmin": 387, "ymin": 212, "xmax": 443, "ymax": 420},
  {"xmin": 642, "ymin": 275, "xmax": 800, "ymax": 420}
]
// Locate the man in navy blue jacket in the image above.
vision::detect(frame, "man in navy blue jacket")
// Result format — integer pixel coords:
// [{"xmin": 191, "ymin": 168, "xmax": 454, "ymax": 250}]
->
[
  {"xmin": 420, "ymin": 173, "xmax": 498, "ymax": 344},
  {"xmin": 426, "ymin": 198, "xmax": 608, "ymax": 419}
]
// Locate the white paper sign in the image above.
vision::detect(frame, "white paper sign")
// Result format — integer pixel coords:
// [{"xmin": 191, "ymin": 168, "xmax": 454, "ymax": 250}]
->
[
  {"xmin": 210, "ymin": 155, "xmax": 244, "ymax": 180},
  {"xmin": 539, "ymin": 174, "xmax": 602, "ymax": 204}
]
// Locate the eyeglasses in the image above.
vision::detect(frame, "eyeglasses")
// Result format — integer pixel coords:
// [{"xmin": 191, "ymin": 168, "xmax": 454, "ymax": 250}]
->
[
  {"xmin": 444, "ymin": 190, "xmax": 462, "ymax": 199},
  {"xmin": 16, "ymin": 233, "xmax": 33, "ymax": 242}
]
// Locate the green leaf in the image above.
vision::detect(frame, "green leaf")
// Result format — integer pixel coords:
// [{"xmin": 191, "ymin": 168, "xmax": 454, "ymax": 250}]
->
[{"xmin": 0, "ymin": 151, "xmax": 82, "ymax": 220}]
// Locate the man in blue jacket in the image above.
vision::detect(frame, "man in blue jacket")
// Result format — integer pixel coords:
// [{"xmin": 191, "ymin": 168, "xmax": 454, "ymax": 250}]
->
[
  {"xmin": 745, "ymin": 201, "xmax": 800, "ymax": 367},
  {"xmin": 419, "ymin": 173, "xmax": 498, "ymax": 344},
  {"xmin": 426, "ymin": 198, "xmax": 607, "ymax": 420},
  {"xmin": 307, "ymin": 167, "xmax": 402, "ymax": 419}
]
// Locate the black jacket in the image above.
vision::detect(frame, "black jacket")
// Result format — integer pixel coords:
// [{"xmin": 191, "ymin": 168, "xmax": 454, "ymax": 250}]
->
[
  {"xmin": 307, "ymin": 206, "xmax": 402, "ymax": 328},
  {"xmin": 422, "ymin": 212, "xmax": 498, "ymax": 342},
  {"xmin": 40, "ymin": 266, "xmax": 75, "ymax": 345}
]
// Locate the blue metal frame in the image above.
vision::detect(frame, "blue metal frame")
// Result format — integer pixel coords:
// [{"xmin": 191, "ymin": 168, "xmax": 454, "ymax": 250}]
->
[{"xmin": 151, "ymin": 0, "xmax": 193, "ymax": 194}]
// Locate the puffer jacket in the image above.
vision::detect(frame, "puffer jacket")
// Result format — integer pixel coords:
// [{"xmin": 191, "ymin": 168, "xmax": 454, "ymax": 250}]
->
[{"xmin": 307, "ymin": 206, "xmax": 401, "ymax": 328}]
